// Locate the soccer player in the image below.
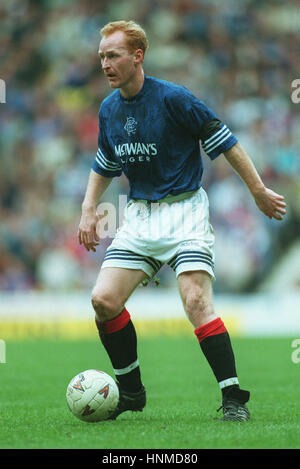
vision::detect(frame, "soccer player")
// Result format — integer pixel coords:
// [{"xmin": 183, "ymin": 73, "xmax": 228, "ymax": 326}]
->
[{"xmin": 77, "ymin": 21, "xmax": 286, "ymax": 421}]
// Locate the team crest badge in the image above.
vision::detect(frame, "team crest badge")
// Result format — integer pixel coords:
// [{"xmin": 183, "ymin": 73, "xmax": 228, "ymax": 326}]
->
[{"xmin": 124, "ymin": 117, "xmax": 137, "ymax": 136}]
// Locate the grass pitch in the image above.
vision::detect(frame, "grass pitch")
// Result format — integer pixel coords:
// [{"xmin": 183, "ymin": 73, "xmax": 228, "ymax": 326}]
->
[{"xmin": 0, "ymin": 336, "xmax": 299, "ymax": 449}]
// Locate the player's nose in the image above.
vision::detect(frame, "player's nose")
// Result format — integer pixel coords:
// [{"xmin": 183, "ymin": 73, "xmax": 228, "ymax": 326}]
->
[{"xmin": 101, "ymin": 56, "xmax": 110, "ymax": 70}]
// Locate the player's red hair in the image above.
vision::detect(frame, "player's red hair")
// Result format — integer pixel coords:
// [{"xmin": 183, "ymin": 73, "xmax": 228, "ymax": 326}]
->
[{"xmin": 100, "ymin": 20, "xmax": 148, "ymax": 57}]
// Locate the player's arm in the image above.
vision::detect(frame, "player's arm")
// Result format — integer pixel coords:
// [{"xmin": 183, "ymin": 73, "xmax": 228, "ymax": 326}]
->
[
  {"xmin": 223, "ymin": 142, "xmax": 286, "ymax": 220},
  {"xmin": 78, "ymin": 170, "xmax": 112, "ymax": 251},
  {"xmin": 79, "ymin": 102, "xmax": 122, "ymax": 252}
]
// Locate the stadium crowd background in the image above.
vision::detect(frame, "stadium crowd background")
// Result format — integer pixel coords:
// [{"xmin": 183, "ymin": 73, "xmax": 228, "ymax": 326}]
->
[{"xmin": 1, "ymin": 0, "xmax": 299, "ymax": 294}]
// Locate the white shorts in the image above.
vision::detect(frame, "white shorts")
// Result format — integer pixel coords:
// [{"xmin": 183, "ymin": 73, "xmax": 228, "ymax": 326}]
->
[{"xmin": 101, "ymin": 187, "xmax": 215, "ymax": 282}]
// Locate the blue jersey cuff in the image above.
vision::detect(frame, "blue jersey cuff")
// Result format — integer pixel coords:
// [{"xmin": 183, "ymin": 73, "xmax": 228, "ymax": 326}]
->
[
  {"xmin": 206, "ymin": 135, "xmax": 238, "ymax": 160},
  {"xmin": 92, "ymin": 161, "xmax": 122, "ymax": 178}
]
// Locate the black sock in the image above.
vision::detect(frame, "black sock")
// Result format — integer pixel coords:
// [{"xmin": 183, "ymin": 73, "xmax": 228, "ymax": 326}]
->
[
  {"xmin": 95, "ymin": 309, "xmax": 143, "ymax": 393},
  {"xmin": 200, "ymin": 332, "xmax": 239, "ymax": 397},
  {"xmin": 195, "ymin": 318, "xmax": 242, "ymax": 399}
]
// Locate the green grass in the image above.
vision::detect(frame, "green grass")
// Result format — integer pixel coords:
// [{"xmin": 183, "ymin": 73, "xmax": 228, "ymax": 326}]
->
[{"xmin": 0, "ymin": 336, "xmax": 299, "ymax": 449}]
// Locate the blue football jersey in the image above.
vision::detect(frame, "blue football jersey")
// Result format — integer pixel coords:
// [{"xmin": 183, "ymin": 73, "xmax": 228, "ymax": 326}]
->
[{"xmin": 92, "ymin": 76, "xmax": 237, "ymax": 200}]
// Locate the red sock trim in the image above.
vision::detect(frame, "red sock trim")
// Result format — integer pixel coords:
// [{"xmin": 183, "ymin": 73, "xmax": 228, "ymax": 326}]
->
[
  {"xmin": 96, "ymin": 308, "xmax": 131, "ymax": 334},
  {"xmin": 194, "ymin": 317, "xmax": 227, "ymax": 343}
]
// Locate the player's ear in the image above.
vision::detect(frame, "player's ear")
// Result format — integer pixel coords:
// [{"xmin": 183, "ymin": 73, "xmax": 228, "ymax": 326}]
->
[{"xmin": 134, "ymin": 49, "xmax": 144, "ymax": 64}]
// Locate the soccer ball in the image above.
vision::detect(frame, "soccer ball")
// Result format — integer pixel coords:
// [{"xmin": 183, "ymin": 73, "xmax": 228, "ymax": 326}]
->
[{"xmin": 66, "ymin": 369, "xmax": 119, "ymax": 422}]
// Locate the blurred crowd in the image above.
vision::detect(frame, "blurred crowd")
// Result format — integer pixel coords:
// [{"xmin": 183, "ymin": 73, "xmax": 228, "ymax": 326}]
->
[{"xmin": 1, "ymin": 0, "xmax": 299, "ymax": 293}]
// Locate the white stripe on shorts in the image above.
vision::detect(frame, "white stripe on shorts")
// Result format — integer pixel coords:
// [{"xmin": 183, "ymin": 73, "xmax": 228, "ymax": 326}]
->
[
  {"xmin": 113, "ymin": 359, "xmax": 139, "ymax": 376},
  {"xmin": 218, "ymin": 377, "xmax": 239, "ymax": 389}
]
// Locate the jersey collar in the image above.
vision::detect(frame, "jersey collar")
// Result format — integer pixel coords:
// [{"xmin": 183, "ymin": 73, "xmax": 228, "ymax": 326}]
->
[{"xmin": 119, "ymin": 76, "xmax": 148, "ymax": 104}]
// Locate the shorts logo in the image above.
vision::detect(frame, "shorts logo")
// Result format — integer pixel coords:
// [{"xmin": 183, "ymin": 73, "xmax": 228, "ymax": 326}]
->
[{"xmin": 124, "ymin": 117, "xmax": 137, "ymax": 136}]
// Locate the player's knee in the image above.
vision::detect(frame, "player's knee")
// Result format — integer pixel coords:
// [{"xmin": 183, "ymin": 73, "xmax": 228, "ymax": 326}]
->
[
  {"xmin": 184, "ymin": 288, "xmax": 213, "ymax": 318},
  {"xmin": 91, "ymin": 291, "xmax": 121, "ymax": 322}
]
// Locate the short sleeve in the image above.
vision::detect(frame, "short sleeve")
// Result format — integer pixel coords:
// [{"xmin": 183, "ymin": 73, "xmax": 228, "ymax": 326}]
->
[
  {"xmin": 164, "ymin": 88, "xmax": 237, "ymax": 160},
  {"xmin": 200, "ymin": 121, "xmax": 237, "ymax": 160},
  {"xmin": 92, "ymin": 110, "xmax": 122, "ymax": 178}
]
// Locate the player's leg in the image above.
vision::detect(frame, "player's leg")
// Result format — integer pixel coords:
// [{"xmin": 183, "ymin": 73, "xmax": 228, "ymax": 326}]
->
[
  {"xmin": 92, "ymin": 266, "xmax": 147, "ymax": 322},
  {"xmin": 177, "ymin": 270, "xmax": 250, "ymax": 421},
  {"xmin": 92, "ymin": 267, "xmax": 147, "ymax": 417},
  {"xmin": 177, "ymin": 270, "xmax": 217, "ymax": 328}
]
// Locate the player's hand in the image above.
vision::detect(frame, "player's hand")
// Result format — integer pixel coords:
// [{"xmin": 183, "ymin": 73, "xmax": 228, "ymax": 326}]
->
[
  {"xmin": 253, "ymin": 187, "xmax": 287, "ymax": 220},
  {"xmin": 77, "ymin": 210, "xmax": 100, "ymax": 252}
]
